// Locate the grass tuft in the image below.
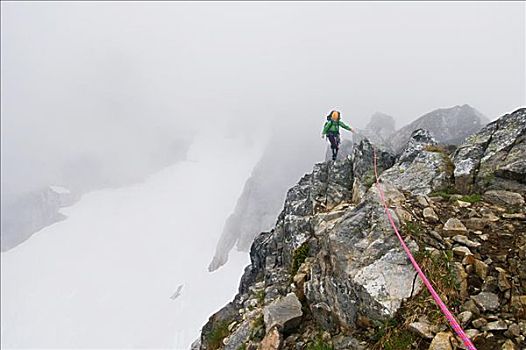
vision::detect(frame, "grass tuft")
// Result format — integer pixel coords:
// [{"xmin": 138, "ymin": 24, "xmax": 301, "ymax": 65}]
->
[
  {"xmin": 405, "ymin": 222, "xmax": 423, "ymax": 237},
  {"xmin": 424, "ymin": 145, "xmax": 448, "ymax": 153},
  {"xmin": 206, "ymin": 320, "xmax": 230, "ymax": 350},
  {"xmin": 249, "ymin": 315, "xmax": 265, "ymax": 342},
  {"xmin": 306, "ymin": 338, "xmax": 334, "ymax": 350},
  {"xmin": 370, "ymin": 249, "xmax": 459, "ymax": 349},
  {"xmin": 459, "ymin": 194, "xmax": 482, "ymax": 203},
  {"xmin": 255, "ymin": 289, "xmax": 265, "ymax": 305},
  {"xmin": 291, "ymin": 243, "xmax": 310, "ymax": 276},
  {"xmin": 430, "ymin": 187, "xmax": 458, "ymax": 200}
]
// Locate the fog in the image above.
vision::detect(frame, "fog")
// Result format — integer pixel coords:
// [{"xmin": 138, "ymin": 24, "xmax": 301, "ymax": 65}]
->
[
  {"xmin": 2, "ymin": 2, "xmax": 524, "ymax": 197},
  {"xmin": 1, "ymin": 132, "xmax": 262, "ymax": 348},
  {"xmin": 1, "ymin": 1, "xmax": 525, "ymax": 349}
]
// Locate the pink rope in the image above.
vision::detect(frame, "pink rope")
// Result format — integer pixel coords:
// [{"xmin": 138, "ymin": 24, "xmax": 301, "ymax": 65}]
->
[{"xmin": 372, "ymin": 148, "xmax": 477, "ymax": 350}]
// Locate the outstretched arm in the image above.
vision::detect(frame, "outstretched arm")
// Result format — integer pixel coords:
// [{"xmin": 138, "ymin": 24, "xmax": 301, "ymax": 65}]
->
[{"xmin": 339, "ymin": 121, "xmax": 354, "ymax": 132}]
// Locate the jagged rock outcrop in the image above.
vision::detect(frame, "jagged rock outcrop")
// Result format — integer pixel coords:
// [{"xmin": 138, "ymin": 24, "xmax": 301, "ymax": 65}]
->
[
  {"xmin": 390, "ymin": 104, "xmax": 489, "ymax": 153},
  {"xmin": 304, "ymin": 182, "xmax": 422, "ymax": 330},
  {"xmin": 380, "ymin": 129, "xmax": 453, "ymax": 195},
  {"xmin": 212, "ymin": 106, "xmax": 490, "ymax": 271},
  {"xmin": 350, "ymin": 138, "xmax": 395, "ymax": 203},
  {"xmin": 453, "ymin": 108, "xmax": 526, "ymax": 195},
  {"xmin": 198, "ymin": 140, "xmax": 432, "ymax": 349},
  {"xmin": 198, "ymin": 108, "xmax": 525, "ymax": 350}
]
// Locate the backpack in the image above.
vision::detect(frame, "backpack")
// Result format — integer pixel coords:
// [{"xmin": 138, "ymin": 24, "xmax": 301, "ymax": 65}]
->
[{"xmin": 325, "ymin": 116, "xmax": 339, "ymax": 132}]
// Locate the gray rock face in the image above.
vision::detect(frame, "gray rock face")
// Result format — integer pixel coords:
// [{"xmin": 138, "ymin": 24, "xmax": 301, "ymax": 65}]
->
[
  {"xmin": 223, "ymin": 319, "xmax": 252, "ymax": 350},
  {"xmin": 350, "ymin": 138, "xmax": 396, "ymax": 203},
  {"xmin": 352, "ymin": 138, "xmax": 395, "ymax": 184},
  {"xmin": 263, "ymin": 293, "xmax": 303, "ymax": 333},
  {"xmin": 198, "ymin": 108, "xmax": 525, "ymax": 349},
  {"xmin": 237, "ymin": 157, "xmax": 356, "ymax": 302},
  {"xmin": 381, "ymin": 129, "xmax": 452, "ymax": 195},
  {"xmin": 305, "ymin": 183, "xmax": 422, "ymax": 328},
  {"xmin": 199, "ymin": 301, "xmax": 240, "ymax": 350},
  {"xmin": 222, "ymin": 309, "xmax": 263, "ymax": 350},
  {"xmin": 390, "ymin": 104, "xmax": 488, "ymax": 153},
  {"xmin": 471, "ymin": 292, "xmax": 500, "ymax": 312},
  {"xmin": 453, "ymin": 108, "xmax": 526, "ymax": 195},
  {"xmin": 483, "ymin": 190, "xmax": 525, "ymax": 207},
  {"xmin": 199, "ymin": 139, "xmax": 424, "ymax": 348}
]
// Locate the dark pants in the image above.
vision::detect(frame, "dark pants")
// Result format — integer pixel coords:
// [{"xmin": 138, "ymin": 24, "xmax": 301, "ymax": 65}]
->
[{"xmin": 327, "ymin": 133, "xmax": 340, "ymax": 160}]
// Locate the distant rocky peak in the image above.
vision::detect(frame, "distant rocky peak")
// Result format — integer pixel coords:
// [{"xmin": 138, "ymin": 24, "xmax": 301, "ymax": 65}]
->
[
  {"xmin": 390, "ymin": 105, "xmax": 488, "ymax": 153},
  {"xmin": 356, "ymin": 112, "xmax": 397, "ymax": 152},
  {"xmin": 365, "ymin": 112, "xmax": 396, "ymax": 133}
]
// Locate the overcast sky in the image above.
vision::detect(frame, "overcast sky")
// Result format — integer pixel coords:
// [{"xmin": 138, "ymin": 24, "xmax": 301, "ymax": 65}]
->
[{"xmin": 1, "ymin": 1, "xmax": 525, "ymax": 195}]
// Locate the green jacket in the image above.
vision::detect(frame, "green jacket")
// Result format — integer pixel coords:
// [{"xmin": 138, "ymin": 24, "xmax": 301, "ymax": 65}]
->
[{"xmin": 322, "ymin": 119, "xmax": 352, "ymax": 135}]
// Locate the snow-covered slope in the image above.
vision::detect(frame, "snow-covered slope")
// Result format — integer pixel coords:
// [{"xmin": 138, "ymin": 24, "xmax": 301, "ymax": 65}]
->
[{"xmin": 1, "ymin": 131, "xmax": 262, "ymax": 349}]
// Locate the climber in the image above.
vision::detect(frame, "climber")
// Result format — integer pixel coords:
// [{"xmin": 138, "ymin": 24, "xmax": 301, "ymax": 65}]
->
[{"xmin": 321, "ymin": 110, "xmax": 354, "ymax": 161}]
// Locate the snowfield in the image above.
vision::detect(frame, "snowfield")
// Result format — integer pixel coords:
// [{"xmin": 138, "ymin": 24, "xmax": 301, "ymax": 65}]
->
[{"xmin": 1, "ymin": 131, "xmax": 262, "ymax": 349}]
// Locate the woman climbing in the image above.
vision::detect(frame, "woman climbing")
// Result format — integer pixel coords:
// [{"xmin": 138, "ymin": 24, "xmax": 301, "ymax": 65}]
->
[{"xmin": 321, "ymin": 110, "xmax": 354, "ymax": 160}]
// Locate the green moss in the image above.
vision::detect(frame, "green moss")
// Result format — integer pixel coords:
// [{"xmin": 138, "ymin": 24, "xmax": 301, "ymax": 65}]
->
[
  {"xmin": 413, "ymin": 250, "xmax": 459, "ymax": 317},
  {"xmin": 363, "ymin": 176, "xmax": 376, "ymax": 188},
  {"xmin": 370, "ymin": 318, "xmax": 398, "ymax": 343},
  {"xmin": 405, "ymin": 221, "xmax": 423, "ymax": 237},
  {"xmin": 383, "ymin": 330, "xmax": 416, "ymax": 350},
  {"xmin": 255, "ymin": 289, "xmax": 265, "ymax": 305},
  {"xmin": 459, "ymin": 193, "xmax": 482, "ymax": 203},
  {"xmin": 430, "ymin": 187, "xmax": 458, "ymax": 200},
  {"xmin": 252, "ymin": 315, "xmax": 264, "ymax": 329},
  {"xmin": 249, "ymin": 315, "xmax": 265, "ymax": 342},
  {"xmin": 306, "ymin": 338, "xmax": 334, "ymax": 350},
  {"xmin": 206, "ymin": 320, "xmax": 230, "ymax": 350},
  {"xmin": 291, "ymin": 243, "xmax": 310, "ymax": 276},
  {"xmin": 481, "ymin": 172, "xmax": 495, "ymax": 187},
  {"xmin": 236, "ymin": 344, "xmax": 247, "ymax": 350},
  {"xmin": 370, "ymin": 316, "xmax": 419, "ymax": 349}
]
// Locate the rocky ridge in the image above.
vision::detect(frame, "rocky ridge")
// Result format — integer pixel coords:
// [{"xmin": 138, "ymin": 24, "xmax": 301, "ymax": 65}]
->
[
  {"xmin": 196, "ymin": 108, "xmax": 524, "ymax": 350},
  {"xmin": 212, "ymin": 105, "xmax": 489, "ymax": 271}
]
